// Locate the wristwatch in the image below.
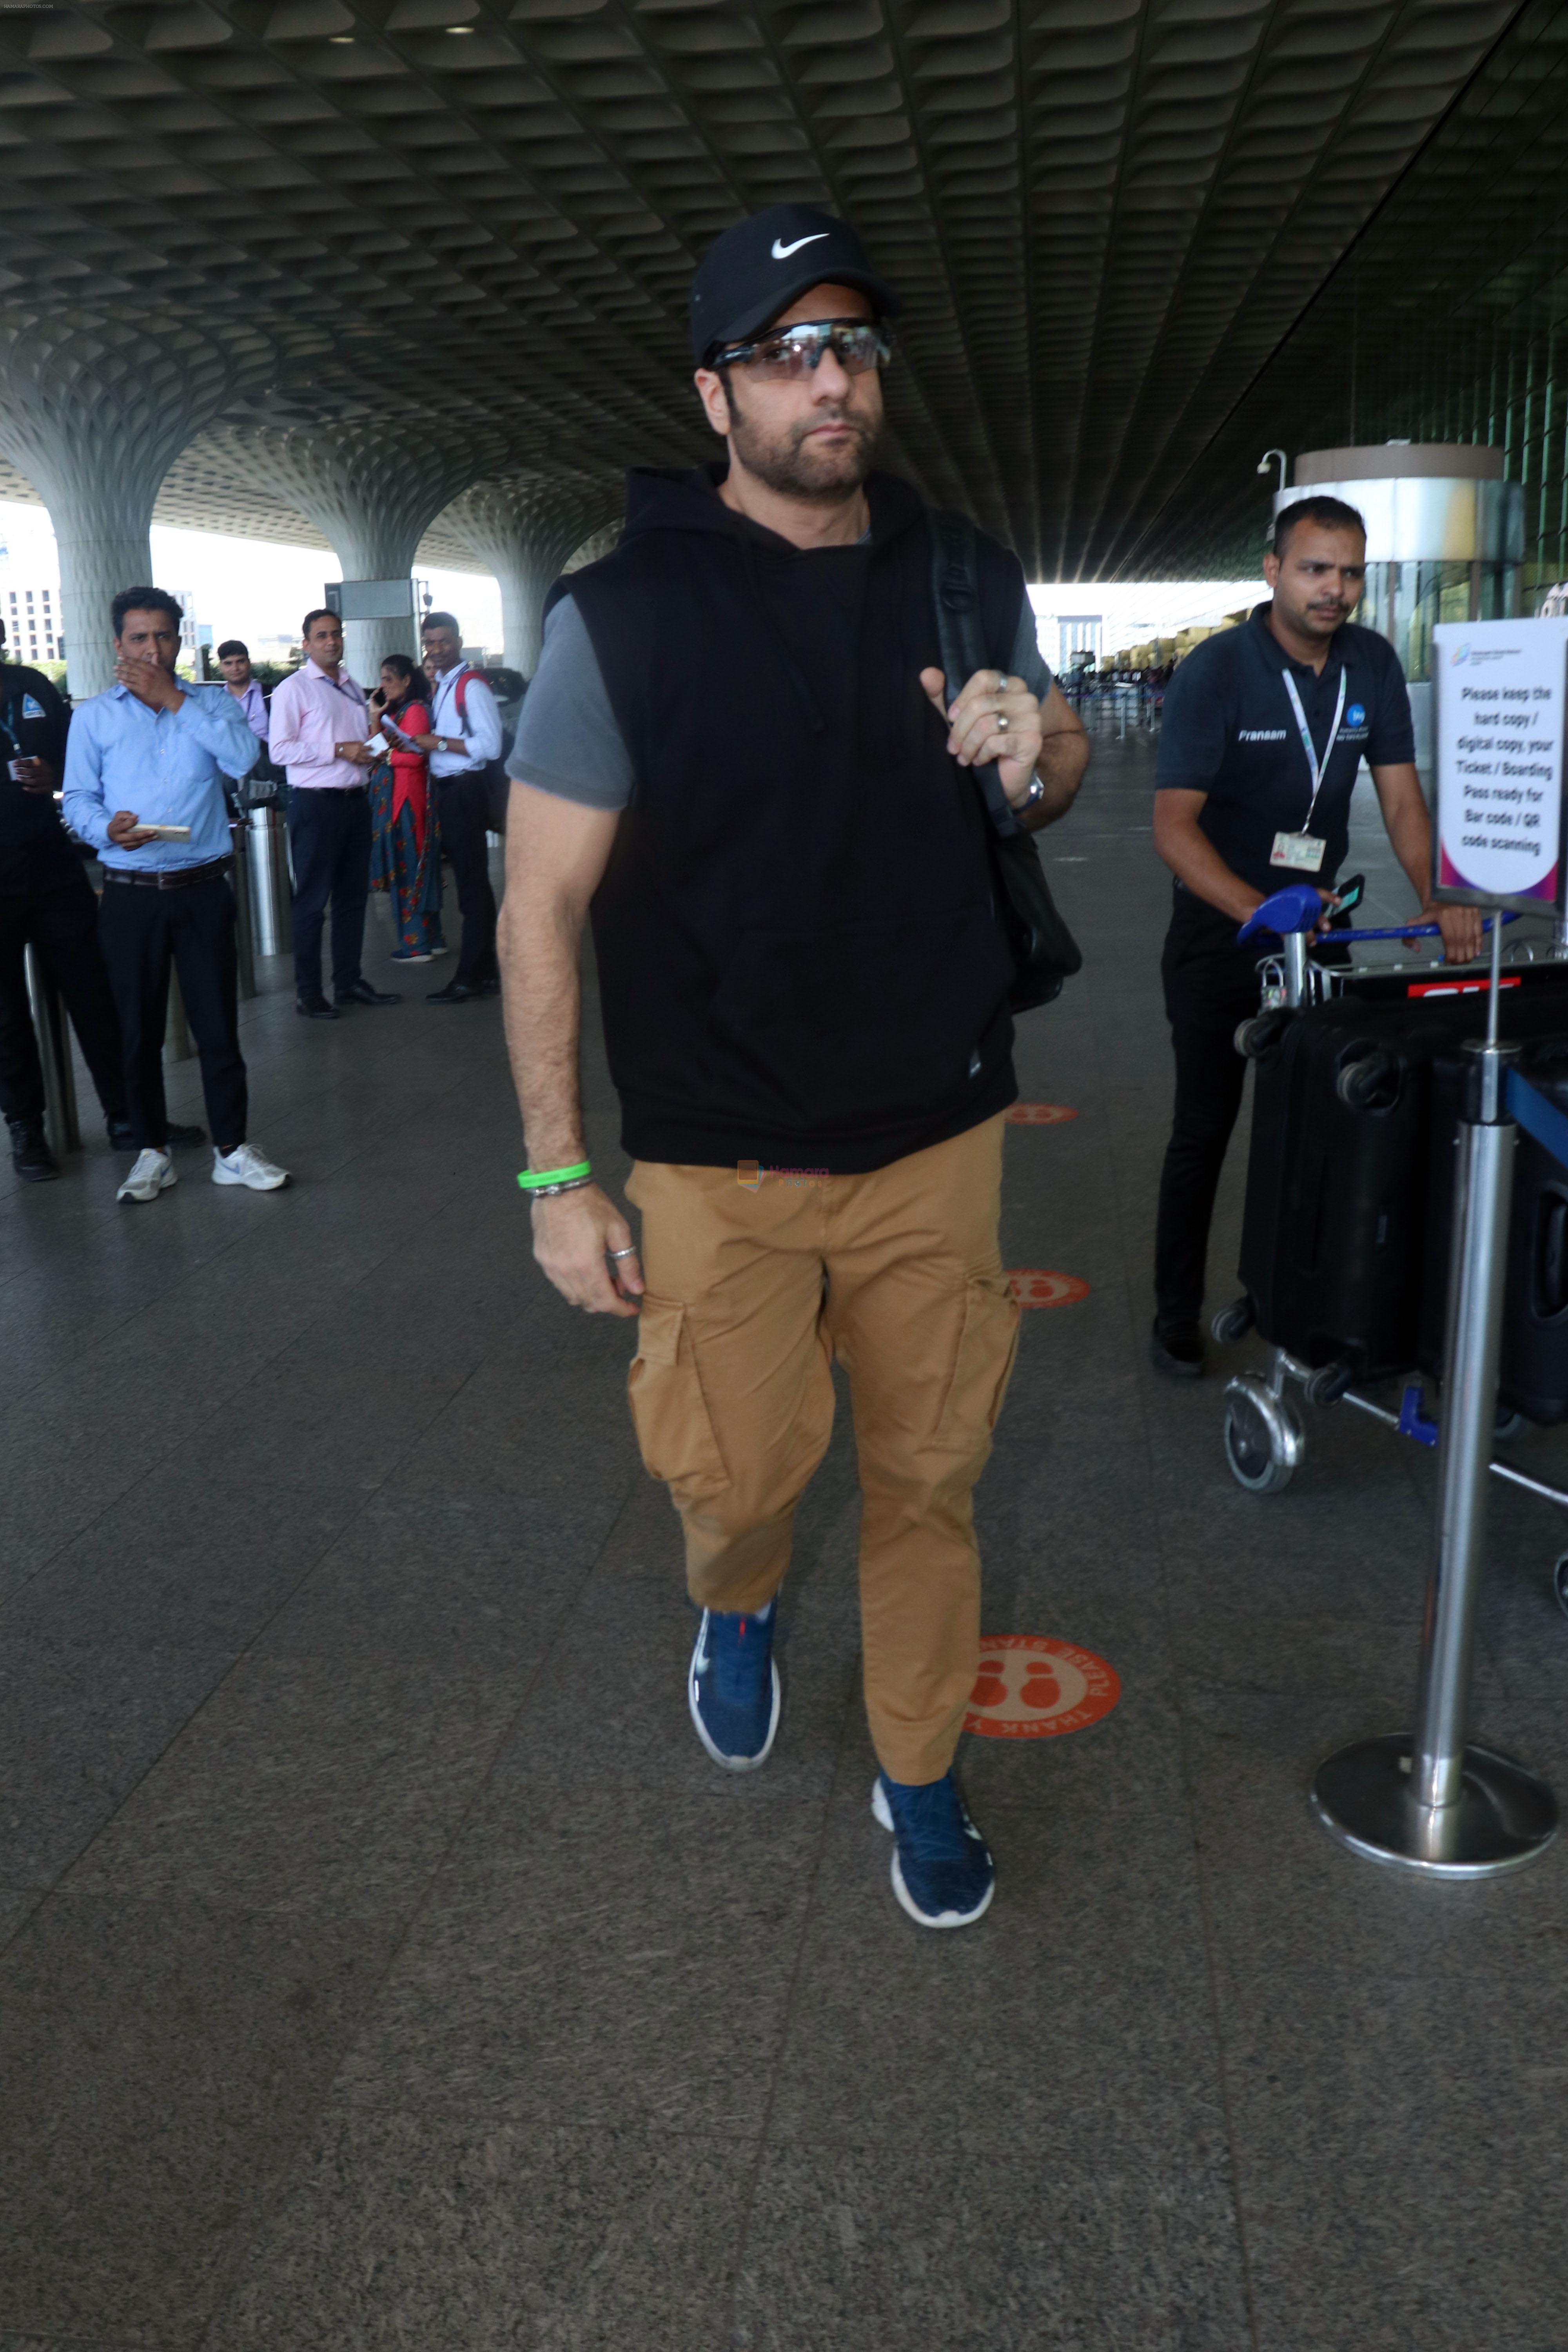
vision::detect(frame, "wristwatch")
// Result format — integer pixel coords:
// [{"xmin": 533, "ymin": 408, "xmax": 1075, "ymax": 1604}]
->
[{"xmin": 1021, "ymin": 775, "xmax": 1045, "ymax": 811}]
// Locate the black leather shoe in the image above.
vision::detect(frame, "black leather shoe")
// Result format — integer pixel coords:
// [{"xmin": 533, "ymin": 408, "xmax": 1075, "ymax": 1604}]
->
[
  {"xmin": 296, "ymin": 993, "xmax": 339, "ymax": 1021},
  {"xmin": 426, "ymin": 980, "xmax": 485, "ymax": 1004},
  {"xmin": 334, "ymin": 979, "xmax": 401, "ymax": 1007},
  {"xmin": 7, "ymin": 1118, "xmax": 58, "ymax": 1183},
  {"xmin": 1151, "ymin": 1318, "xmax": 1205, "ymax": 1379}
]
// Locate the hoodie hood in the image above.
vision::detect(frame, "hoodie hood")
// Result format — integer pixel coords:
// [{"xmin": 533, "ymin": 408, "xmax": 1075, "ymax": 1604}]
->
[{"xmin": 615, "ymin": 465, "xmax": 928, "ymax": 739}]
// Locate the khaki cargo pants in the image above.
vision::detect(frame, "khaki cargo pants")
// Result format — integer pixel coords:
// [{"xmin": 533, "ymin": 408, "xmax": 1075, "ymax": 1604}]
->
[{"xmin": 625, "ymin": 1113, "xmax": 1019, "ymax": 1786}]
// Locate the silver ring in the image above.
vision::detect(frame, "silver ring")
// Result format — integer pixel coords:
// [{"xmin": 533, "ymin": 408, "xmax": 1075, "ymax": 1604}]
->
[
  {"xmin": 996, "ymin": 713, "xmax": 1009, "ymax": 733},
  {"xmin": 607, "ymin": 1245, "xmax": 638, "ymax": 1259}
]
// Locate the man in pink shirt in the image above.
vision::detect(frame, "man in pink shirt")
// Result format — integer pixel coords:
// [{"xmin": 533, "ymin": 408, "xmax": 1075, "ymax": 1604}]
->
[{"xmin": 268, "ymin": 608, "xmax": 400, "ymax": 1020}]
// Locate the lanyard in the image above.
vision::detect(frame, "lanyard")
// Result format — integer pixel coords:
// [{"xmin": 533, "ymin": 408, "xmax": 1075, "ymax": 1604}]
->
[
  {"xmin": 1279, "ymin": 665, "xmax": 1347, "ymax": 835},
  {"xmin": 433, "ymin": 666, "xmax": 469, "ymax": 733}
]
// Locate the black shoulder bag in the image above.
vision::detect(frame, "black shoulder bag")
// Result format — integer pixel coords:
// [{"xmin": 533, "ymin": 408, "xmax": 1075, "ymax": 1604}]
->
[{"xmin": 930, "ymin": 510, "xmax": 1082, "ymax": 1012}]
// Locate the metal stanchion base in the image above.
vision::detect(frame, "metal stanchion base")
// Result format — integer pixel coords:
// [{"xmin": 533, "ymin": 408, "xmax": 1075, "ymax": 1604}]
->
[{"xmin": 1312, "ymin": 1734, "xmax": 1557, "ymax": 1878}]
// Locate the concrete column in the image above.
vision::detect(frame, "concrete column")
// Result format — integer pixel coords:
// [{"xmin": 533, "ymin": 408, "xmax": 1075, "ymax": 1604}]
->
[
  {"xmin": 431, "ymin": 474, "xmax": 623, "ymax": 675},
  {"xmin": 204, "ymin": 420, "xmax": 500, "ymax": 680},
  {"xmin": 0, "ymin": 311, "xmax": 274, "ymax": 696}
]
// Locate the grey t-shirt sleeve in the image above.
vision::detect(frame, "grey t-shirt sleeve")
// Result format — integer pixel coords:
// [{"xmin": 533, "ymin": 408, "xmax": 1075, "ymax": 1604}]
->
[
  {"xmin": 506, "ymin": 592, "xmax": 634, "ymax": 812},
  {"xmin": 1008, "ymin": 598, "xmax": 1054, "ymax": 702}
]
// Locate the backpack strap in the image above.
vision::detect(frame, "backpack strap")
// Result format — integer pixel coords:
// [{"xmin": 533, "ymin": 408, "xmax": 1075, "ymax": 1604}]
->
[{"xmin": 929, "ymin": 509, "xmax": 1018, "ymax": 837}]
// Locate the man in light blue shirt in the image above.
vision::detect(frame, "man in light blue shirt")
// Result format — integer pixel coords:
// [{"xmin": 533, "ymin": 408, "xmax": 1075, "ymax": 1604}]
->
[{"xmin": 62, "ymin": 586, "xmax": 291, "ymax": 1202}]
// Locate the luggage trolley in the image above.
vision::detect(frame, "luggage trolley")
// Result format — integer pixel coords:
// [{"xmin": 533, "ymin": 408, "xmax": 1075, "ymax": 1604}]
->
[{"xmin": 1215, "ymin": 882, "xmax": 1568, "ymax": 1621}]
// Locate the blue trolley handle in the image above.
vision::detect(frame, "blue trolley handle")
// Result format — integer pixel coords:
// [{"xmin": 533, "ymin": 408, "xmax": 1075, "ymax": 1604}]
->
[
  {"xmin": 1238, "ymin": 884, "xmax": 1521, "ymax": 949},
  {"xmin": 1325, "ymin": 913, "xmax": 1521, "ymax": 947}
]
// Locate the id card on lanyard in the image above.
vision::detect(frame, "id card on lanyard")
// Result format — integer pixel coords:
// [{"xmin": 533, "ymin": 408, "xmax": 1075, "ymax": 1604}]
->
[{"xmin": 1270, "ymin": 665, "xmax": 1347, "ymax": 873}]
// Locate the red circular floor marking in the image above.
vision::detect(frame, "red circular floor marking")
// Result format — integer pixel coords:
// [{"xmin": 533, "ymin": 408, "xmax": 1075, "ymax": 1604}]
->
[
  {"xmin": 1008, "ymin": 1269, "xmax": 1090, "ymax": 1308},
  {"xmin": 964, "ymin": 1635, "xmax": 1121, "ymax": 1740},
  {"xmin": 1007, "ymin": 1103, "xmax": 1078, "ymax": 1125}
]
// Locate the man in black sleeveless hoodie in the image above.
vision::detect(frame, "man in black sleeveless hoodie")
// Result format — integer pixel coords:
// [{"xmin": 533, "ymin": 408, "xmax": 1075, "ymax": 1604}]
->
[{"xmin": 499, "ymin": 205, "xmax": 1088, "ymax": 1929}]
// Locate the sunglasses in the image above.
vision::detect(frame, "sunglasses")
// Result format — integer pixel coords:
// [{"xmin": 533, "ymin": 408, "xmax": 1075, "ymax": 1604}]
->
[{"xmin": 709, "ymin": 318, "xmax": 892, "ymax": 381}]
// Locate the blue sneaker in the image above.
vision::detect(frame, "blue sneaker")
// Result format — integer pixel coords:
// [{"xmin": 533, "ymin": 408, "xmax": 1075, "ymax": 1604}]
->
[
  {"xmin": 872, "ymin": 1770, "xmax": 995, "ymax": 1928},
  {"xmin": 688, "ymin": 1603, "xmax": 780, "ymax": 1772}
]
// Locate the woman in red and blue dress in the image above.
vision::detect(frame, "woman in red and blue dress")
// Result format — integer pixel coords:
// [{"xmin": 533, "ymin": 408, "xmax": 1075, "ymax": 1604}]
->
[{"xmin": 367, "ymin": 655, "xmax": 447, "ymax": 962}]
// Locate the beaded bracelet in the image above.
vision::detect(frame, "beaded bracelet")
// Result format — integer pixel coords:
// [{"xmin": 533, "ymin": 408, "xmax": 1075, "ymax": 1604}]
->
[{"xmin": 517, "ymin": 1160, "xmax": 592, "ymax": 1200}]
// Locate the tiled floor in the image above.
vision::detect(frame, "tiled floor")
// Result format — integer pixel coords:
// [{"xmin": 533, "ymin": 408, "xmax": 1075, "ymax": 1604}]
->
[{"xmin": 4, "ymin": 740, "xmax": 1567, "ymax": 2350}]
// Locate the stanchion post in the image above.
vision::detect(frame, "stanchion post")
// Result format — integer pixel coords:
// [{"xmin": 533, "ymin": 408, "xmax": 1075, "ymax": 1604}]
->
[
  {"xmin": 23, "ymin": 942, "xmax": 80, "ymax": 1160},
  {"xmin": 1312, "ymin": 910, "xmax": 1558, "ymax": 1876},
  {"xmin": 248, "ymin": 807, "xmax": 292, "ymax": 958},
  {"xmin": 230, "ymin": 820, "xmax": 257, "ymax": 1000},
  {"xmin": 164, "ymin": 968, "xmax": 193, "ymax": 1063}
]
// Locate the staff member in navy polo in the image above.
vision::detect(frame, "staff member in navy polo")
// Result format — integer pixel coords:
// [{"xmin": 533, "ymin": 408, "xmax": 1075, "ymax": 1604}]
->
[
  {"xmin": 1149, "ymin": 495, "xmax": 1482, "ymax": 1378},
  {"xmin": 62, "ymin": 586, "xmax": 291, "ymax": 1204}
]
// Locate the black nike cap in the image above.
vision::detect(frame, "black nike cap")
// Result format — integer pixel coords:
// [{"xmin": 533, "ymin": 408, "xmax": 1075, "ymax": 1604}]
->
[{"xmin": 689, "ymin": 203, "xmax": 900, "ymax": 365}]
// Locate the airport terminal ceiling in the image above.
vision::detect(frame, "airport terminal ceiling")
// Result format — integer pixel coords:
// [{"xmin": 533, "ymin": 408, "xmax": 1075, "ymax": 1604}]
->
[{"xmin": 2, "ymin": 0, "xmax": 1567, "ymax": 583}]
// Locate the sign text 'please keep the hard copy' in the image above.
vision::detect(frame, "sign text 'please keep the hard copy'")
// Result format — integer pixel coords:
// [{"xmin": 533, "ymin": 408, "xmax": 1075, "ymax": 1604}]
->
[{"xmin": 1434, "ymin": 616, "xmax": 1568, "ymax": 913}]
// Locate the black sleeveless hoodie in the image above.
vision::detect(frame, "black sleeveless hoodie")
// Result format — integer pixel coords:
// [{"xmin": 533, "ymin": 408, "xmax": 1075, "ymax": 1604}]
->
[{"xmin": 561, "ymin": 465, "xmax": 1024, "ymax": 1174}]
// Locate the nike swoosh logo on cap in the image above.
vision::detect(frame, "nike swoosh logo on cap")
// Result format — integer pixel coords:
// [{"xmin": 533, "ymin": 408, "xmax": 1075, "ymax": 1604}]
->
[{"xmin": 771, "ymin": 233, "xmax": 829, "ymax": 260}]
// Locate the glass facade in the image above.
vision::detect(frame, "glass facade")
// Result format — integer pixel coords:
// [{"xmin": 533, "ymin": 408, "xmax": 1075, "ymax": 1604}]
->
[{"xmin": 1359, "ymin": 559, "xmax": 1522, "ymax": 682}]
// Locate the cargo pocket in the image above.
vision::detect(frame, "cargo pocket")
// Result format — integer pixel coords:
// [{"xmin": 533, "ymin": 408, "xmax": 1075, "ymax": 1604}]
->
[
  {"xmin": 627, "ymin": 1296, "xmax": 728, "ymax": 1492},
  {"xmin": 936, "ymin": 1273, "xmax": 1021, "ymax": 1449}
]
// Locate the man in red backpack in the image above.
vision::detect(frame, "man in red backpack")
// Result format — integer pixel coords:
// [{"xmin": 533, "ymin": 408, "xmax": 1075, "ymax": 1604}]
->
[{"xmin": 412, "ymin": 612, "xmax": 504, "ymax": 1005}]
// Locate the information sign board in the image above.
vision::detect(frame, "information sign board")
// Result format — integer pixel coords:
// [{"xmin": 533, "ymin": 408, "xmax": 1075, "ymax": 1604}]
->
[
  {"xmin": 1433, "ymin": 616, "xmax": 1568, "ymax": 913},
  {"xmin": 324, "ymin": 578, "xmax": 416, "ymax": 623}
]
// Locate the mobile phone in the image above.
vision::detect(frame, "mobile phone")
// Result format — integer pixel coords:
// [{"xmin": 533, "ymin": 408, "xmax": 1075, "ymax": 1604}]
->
[
  {"xmin": 140, "ymin": 823, "xmax": 192, "ymax": 841},
  {"xmin": 1333, "ymin": 873, "xmax": 1365, "ymax": 916},
  {"xmin": 7, "ymin": 758, "xmax": 25, "ymax": 781}
]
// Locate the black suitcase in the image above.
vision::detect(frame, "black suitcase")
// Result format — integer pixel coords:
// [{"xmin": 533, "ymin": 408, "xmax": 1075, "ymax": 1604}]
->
[
  {"xmin": 1419, "ymin": 1017, "xmax": 1568, "ymax": 1423},
  {"xmin": 1240, "ymin": 967, "xmax": 1568, "ymax": 1383},
  {"xmin": 1239, "ymin": 995, "xmax": 1454, "ymax": 1377}
]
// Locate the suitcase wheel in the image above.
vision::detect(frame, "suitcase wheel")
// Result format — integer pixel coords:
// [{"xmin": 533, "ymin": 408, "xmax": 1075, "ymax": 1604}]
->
[
  {"xmin": 1305, "ymin": 1360, "xmax": 1355, "ymax": 1410},
  {"xmin": 1211, "ymin": 1296, "xmax": 1256, "ymax": 1345},
  {"xmin": 1223, "ymin": 1376, "xmax": 1303, "ymax": 1495},
  {"xmin": 1554, "ymin": 1553, "xmax": 1568, "ymax": 1623},
  {"xmin": 1335, "ymin": 1047, "xmax": 1403, "ymax": 1113}
]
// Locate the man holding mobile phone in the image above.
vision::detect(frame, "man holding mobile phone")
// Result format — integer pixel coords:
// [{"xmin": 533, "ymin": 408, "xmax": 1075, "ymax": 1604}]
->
[{"xmin": 62, "ymin": 586, "xmax": 291, "ymax": 1202}]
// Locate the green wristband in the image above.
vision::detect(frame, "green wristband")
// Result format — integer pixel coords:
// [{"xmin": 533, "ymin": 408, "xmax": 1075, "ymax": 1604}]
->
[{"xmin": 517, "ymin": 1160, "xmax": 592, "ymax": 1192}]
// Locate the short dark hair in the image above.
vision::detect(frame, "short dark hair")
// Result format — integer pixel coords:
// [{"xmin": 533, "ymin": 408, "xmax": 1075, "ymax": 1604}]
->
[
  {"xmin": 301, "ymin": 607, "xmax": 339, "ymax": 637},
  {"xmin": 421, "ymin": 610, "xmax": 459, "ymax": 636},
  {"xmin": 216, "ymin": 638, "xmax": 249, "ymax": 661},
  {"xmin": 112, "ymin": 586, "xmax": 183, "ymax": 637},
  {"xmin": 1272, "ymin": 495, "xmax": 1367, "ymax": 555}
]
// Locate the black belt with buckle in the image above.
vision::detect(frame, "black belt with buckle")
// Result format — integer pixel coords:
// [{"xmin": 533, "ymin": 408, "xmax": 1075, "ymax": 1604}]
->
[{"xmin": 102, "ymin": 856, "xmax": 232, "ymax": 891}]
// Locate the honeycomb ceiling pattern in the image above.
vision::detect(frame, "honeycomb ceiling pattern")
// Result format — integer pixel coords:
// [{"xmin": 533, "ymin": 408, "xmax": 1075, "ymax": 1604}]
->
[
  {"xmin": 0, "ymin": 0, "xmax": 1534, "ymax": 580},
  {"xmin": 1129, "ymin": 0, "xmax": 1568, "ymax": 577}
]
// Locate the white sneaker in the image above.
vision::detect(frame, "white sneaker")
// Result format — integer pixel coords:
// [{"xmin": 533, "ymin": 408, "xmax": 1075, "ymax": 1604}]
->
[
  {"xmin": 117, "ymin": 1148, "xmax": 176, "ymax": 1204},
  {"xmin": 212, "ymin": 1142, "xmax": 290, "ymax": 1191}
]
